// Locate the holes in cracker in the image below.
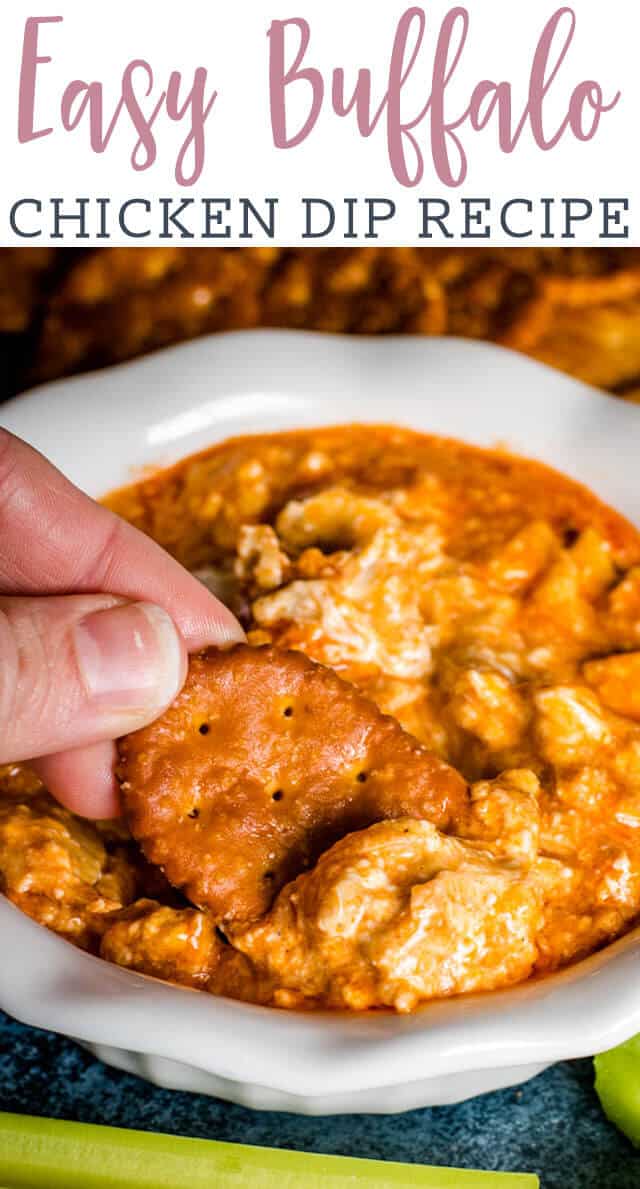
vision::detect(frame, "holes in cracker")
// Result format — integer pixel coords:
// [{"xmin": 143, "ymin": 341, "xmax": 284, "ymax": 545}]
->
[
  {"xmin": 264, "ymin": 870, "xmax": 275, "ymax": 881},
  {"xmin": 199, "ymin": 723, "xmax": 210, "ymax": 736},
  {"xmin": 356, "ymin": 771, "xmax": 368, "ymax": 783},
  {"xmin": 188, "ymin": 807, "xmax": 200, "ymax": 819},
  {"xmin": 272, "ymin": 789, "xmax": 284, "ymax": 802},
  {"xmin": 283, "ymin": 705, "xmax": 294, "ymax": 718}
]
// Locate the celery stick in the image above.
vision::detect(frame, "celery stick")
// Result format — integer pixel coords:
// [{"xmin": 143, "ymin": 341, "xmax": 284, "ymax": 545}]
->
[
  {"xmin": 0, "ymin": 1112, "xmax": 537, "ymax": 1189},
  {"xmin": 595, "ymin": 1034, "xmax": 640, "ymax": 1147}
]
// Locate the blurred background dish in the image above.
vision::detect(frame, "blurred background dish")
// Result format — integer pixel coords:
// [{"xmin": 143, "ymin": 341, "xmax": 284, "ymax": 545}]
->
[{"xmin": 2, "ymin": 247, "xmax": 640, "ymax": 400}]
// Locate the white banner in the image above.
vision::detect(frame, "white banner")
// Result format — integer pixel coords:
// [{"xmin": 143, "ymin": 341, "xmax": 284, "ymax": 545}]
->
[{"xmin": 0, "ymin": 0, "xmax": 637, "ymax": 245}]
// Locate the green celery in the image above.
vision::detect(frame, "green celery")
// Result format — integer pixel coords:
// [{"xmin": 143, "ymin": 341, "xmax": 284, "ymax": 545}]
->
[
  {"xmin": 0, "ymin": 1112, "xmax": 538, "ymax": 1188},
  {"xmin": 595, "ymin": 1035, "xmax": 640, "ymax": 1147}
]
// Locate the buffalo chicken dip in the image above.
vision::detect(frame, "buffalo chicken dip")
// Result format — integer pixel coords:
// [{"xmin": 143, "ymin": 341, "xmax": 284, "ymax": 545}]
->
[{"xmin": 2, "ymin": 425, "xmax": 640, "ymax": 1012}]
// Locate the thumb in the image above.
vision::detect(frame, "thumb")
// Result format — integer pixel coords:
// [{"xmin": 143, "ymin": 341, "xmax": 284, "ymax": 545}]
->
[{"xmin": 0, "ymin": 594, "xmax": 187, "ymax": 763}]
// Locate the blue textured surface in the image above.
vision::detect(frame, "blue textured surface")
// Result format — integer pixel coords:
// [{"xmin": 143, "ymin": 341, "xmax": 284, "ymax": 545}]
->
[{"xmin": 1, "ymin": 1010, "xmax": 638, "ymax": 1187}]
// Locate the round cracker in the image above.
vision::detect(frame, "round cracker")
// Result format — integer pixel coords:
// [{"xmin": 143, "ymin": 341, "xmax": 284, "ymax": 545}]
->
[{"xmin": 118, "ymin": 645, "xmax": 468, "ymax": 926}]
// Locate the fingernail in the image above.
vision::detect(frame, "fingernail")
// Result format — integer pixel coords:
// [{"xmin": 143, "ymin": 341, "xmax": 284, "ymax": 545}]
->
[{"xmin": 74, "ymin": 602, "xmax": 186, "ymax": 710}]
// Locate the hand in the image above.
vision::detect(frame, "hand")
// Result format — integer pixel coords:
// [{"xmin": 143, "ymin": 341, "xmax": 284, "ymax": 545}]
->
[{"xmin": 0, "ymin": 428, "xmax": 244, "ymax": 818}]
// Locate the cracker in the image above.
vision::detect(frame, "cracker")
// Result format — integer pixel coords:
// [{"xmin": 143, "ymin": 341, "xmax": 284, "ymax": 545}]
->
[{"xmin": 118, "ymin": 645, "xmax": 468, "ymax": 926}]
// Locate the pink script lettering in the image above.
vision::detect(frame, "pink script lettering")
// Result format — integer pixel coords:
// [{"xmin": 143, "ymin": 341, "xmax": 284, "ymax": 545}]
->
[
  {"xmin": 267, "ymin": 6, "xmax": 621, "ymax": 188},
  {"xmin": 17, "ymin": 17, "xmax": 217, "ymax": 186}
]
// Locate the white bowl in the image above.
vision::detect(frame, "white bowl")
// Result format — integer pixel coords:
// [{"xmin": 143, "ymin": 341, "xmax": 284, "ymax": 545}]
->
[{"xmin": 2, "ymin": 331, "xmax": 640, "ymax": 1115}]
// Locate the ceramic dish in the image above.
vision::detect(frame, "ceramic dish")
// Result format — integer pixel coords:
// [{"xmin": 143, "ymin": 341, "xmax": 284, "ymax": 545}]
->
[{"xmin": 1, "ymin": 330, "xmax": 640, "ymax": 1115}]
